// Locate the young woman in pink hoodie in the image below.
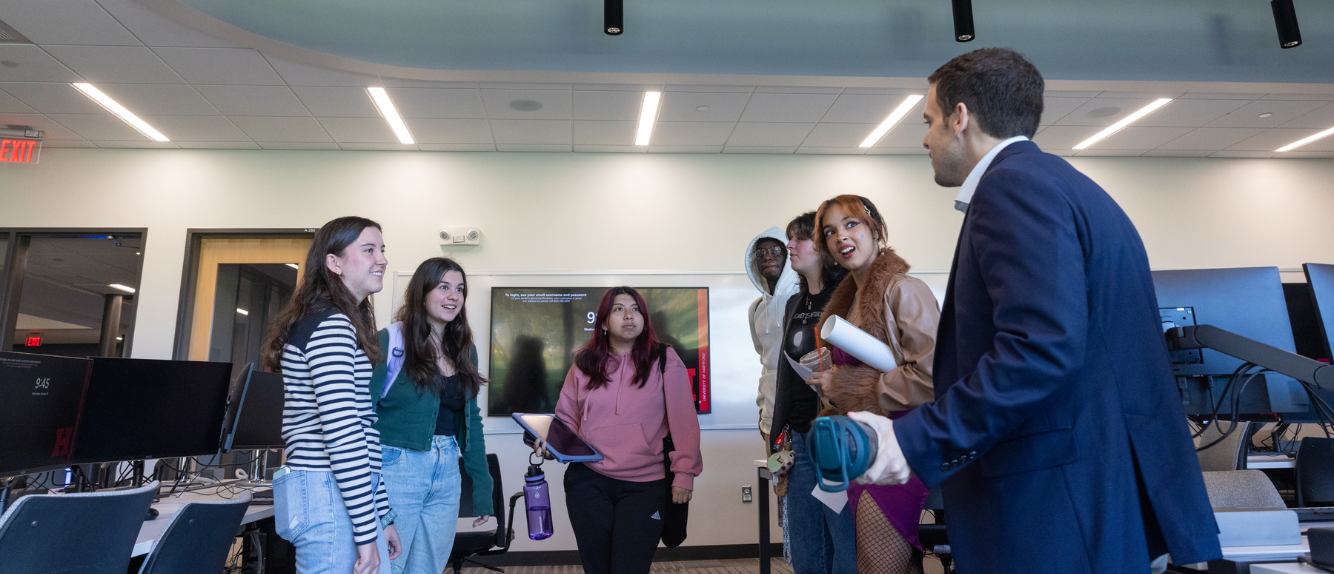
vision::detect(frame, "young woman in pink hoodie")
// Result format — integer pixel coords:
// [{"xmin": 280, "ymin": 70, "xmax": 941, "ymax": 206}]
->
[{"xmin": 543, "ymin": 287, "xmax": 703, "ymax": 574}]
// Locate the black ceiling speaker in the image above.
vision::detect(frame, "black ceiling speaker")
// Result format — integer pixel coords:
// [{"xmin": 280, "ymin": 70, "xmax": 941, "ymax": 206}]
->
[
  {"xmin": 952, "ymin": 0, "xmax": 975, "ymax": 42},
  {"xmin": 605, "ymin": 0, "xmax": 623, "ymax": 35},
  {"xmin": 1271, "ymin": 0, "xmax": 1302, "ymax": 49}
]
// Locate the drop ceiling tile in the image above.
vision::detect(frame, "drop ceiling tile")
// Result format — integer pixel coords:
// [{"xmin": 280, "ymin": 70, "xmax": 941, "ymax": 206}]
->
[
  {"xmin": 1261, "ymin": 93, "xmax": 1334, "ymax": 101},
  {"xmin": 495, "ymin": 144, "xmax": 571, "ymax": 152},
  {"xmin": 842, "ymin": 87, "xmax": 918, "ymax": 95},
  {"xmin": 1046, "ymin": 90, "xmax": 1102, "ymax": 98},
  {"xmin": 1073, "ymin": 149, "xmax": 1145, "ymax": 157},
  {"xmin": 871, "ymin": 121, "xmax": 927, "ymax": 148},
  {"xmin": 659, "ymin": 92, "xmax": 750, "ymax": 122},
  {"xmin": 664, "ymin": 85, "xmax": 753, "ymax": 93},
  {"xmin": 489, "ymin": 119, "xmax": 571, "ymax": 144},
  {"xmin": 0, "ymin": 87, "xmax": 36, "ymax": 113},
  {"xmin": 1032, "ymin": 125, "xmax": 1099, "ymax": 150},
  {"xmin": 154, "ymin": 48, "xmax": 283, "ymax": 86},
  {"xmin": 571, "ymin": 84, "xmax": 661, "ymax": 92},
  {"xmin": 1053, "ymin": 97, "xmax": 1163, "ymax": 127},
  {"xmin": 1209, "ymin": 151, "xmax": 1276, "ymax": 158},
  {"xmin": 1141, "ymin": 150, "xmax": 1214, "ymax": 157},
  {"xmin": 795, "ymin": 147, "xmax": 866, "ymax": 155},
  {"xmin": 389, "ymin": 88, "xmax": 485, "ymax": 119},
  {"xmin": 822, "ymin": 94, "xmax": 909, "ymax": 124},
  {"xmin": 402, "ymin": 119, "xmax": 492, "ymax": 144},
  {"xmin": 1281, "ymin": 102, "xmax": 1334, "ymax": 129},
  {"xmin": 291, "ymin": 86, "xmax": 379, "ymax": 117},
  {"xmin": 0, "ymin": 113, "xmax": 82, "ymax": 139},
  {"xmin": 753, "ymin": 86, "xmax": 842, "ymax": 94},
  {"xmin": 480, "ymin": 89, "xmax": 571, "ymax": 120},
  {"xmin": 1206, "ymin": 100, "xmax": 1328, "ymax": 128},
  {"xmin": 0, "ymin": 0, "xmax": 140, "ymax": 45},
  {"xmin": 317, "ymin": 117, "xmax": 397, "ymax": 143},
  {"xmin": 1180, "ymin": 92, "xmax": 1268, "ymax": 100},
  {"xmin": 195, "ymin": 85, "xmax": 309, "ymax": 116},
  {"xmin": 802, "ymin": 123, "xmax": 878, "ymax": 147},
  {"xmin": 573, "ymin": 145, "xmax": 646, "ymax": 153},
  {"xmin": 90, "ymin": 140, "xmax": 178, "ymax": 148},
  {"xmin": 175, "ymin": 141, "xmax": 261, "ymax": 149},
  {"xmin": 141, "ymin": 115, "xmax": 246, "ymax": 141},
  {"xmin": 573, "ymin": 120, "xmax": 635, "ymax": 145},
  {"xmin": 267, "ymin": 56, "xmax": 381, "ymax": 87},
  {"xmin": 339, "ymin": 143, "xmax": 417, "ymax": 151},
  {"xmin": 649, "ymin": 145, "xmax": 723, "ymax": 153},
  {"xmin": 1226, "ymin": 128, "xmax": 1327, "ymax": 151},
  {"xmin": 259, "ymin": 141, "xmax": 340, "ymax": 150},
  {"xmin": 0, "ymin": 45, "xmax": 81, "ymax": 82},
  {"xmin": 650, "ymin": 122, "xmax": 735, "ymax": 146},
  {"xmin": 1041, "ymin": 97, "xmax": 1093, "ymax": 125},
  {"xmin": 97, "ymin": 84, "xmax": 218, "ymax": 115},
  {"xmin": 1047, "ymin": 148, "xmax": 1078, "ymax": 157},
  {"xmin": 1137, "ymin": 99, "xmax": 1247, "ymax": 127},
  {"xmin": 1281, "ymin": 150, "xmax": 1334, "ymax": 158},
  {"xmin": 722, "ymin": 146, "xmax": 796, "ymax": 154},
  {"xmin": 230, "ymin": 116, "xmax": 332, "ymax": 142},
  {"xmin": 864, "ymin": 147, "xmax": 928, "ymax": 155},
  {"xmin": 381, "ymin": 79, "xmax": 480, "ymax": 89},
  {"xmin": 1095, "ymin": 91, "xmax": 1185, "ymax": 99},
  {"xmin": 1090, "ymin": 126, "xmax": 1193, "ymax": 149},
  {"xmin": 573, "ymin": 91, "xmax": 643, "ymax": 121},
  {"xmin": 45, "ymin": 113, "xmax": 145, "ymax": 140},
  {"xmin": 94, "ymin": 0, "xmax": 240, "ymax": 48},
  {"xmin": 0, "ymin": 82, "xmax": 103, "ymax": 114},
  {"xmin": 1298, "ymin": 133, "xmax": 1334, "ymax": 152},
  {"xmin": 41, "ymin": 140, "xmax": 96, "ymax": 148},
  {"xmin": 727, "ymin": 122, "xmax": 815, "ymax": 147},
  {"xmin": 1156, "ymin": 127, "xmax": 1265, "ymax": 150},
  {"xmin": 478, "ymin": 83, "xmax": 570, "ymax": 90},
  {"xmin": 739, "ymin": 93, "xmax": 837, "ymax": 123},
  {"xmin": 44, "ymin": 46, "xmax": 183, "ymax": 84},
  {"xmin": 418, "ymin": 143, "xmax": 495, "ymax": 152}
]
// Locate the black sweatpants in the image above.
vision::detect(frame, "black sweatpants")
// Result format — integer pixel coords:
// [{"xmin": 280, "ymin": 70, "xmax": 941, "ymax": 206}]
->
[{"xmin": 564, "ymin": 462, "xmax": 666, "ymax": 574}]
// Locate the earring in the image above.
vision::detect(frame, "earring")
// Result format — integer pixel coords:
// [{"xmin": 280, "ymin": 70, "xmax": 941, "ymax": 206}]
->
[{"xmin": 602, "ymin": 329, "xmax": 608, "ymax": 336}]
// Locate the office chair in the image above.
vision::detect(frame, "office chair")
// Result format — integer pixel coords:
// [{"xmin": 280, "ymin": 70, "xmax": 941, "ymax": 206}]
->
[
  {"xmin": 1296, "ymin": 437, "xmax": 1334, "ymax": 507},
  {"xmin": 0, "ymin": 480, "xmax": 159, "ymax": 574},
  {"xmin": 137, "ymin": 492, "xmax": 251, "ymax": 574},
  {"xmin": 918, "ymin": 486, "xmax": 952, "ymax": 573},
  {"xmin": 1195, "ymin": 420, "xmax": 1254, "ymax": 472},
  {"xmin": 448, "ymin": 454, "xmax": 521, "ymax": 574},
  {"xmin": 1201, "ymin": 470, "xmax": 1286, "ymax": 509}
]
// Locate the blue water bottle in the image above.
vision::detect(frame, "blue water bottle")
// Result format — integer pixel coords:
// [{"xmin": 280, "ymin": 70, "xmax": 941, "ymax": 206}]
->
[{"xmin": 523, "ymin": 462, "xmax": 554, "ymax": 540}]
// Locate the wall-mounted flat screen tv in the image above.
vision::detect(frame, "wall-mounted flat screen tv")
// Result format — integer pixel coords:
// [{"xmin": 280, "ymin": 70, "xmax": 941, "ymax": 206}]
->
[{"xmin": 489, "ymin": 287, "xmax": 710, "ymax": 416}]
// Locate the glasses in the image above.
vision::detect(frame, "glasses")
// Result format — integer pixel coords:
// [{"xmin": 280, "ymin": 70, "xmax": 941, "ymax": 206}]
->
[{"xmin": 754, "ymin": 245, "xmax": 785, "ymax": 260}]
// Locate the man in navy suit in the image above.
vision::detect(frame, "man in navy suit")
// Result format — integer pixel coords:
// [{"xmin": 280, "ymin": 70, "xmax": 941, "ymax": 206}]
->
[{"xmin": 847, "ymin": 48, "xmax": 1222, "ymax": 573}]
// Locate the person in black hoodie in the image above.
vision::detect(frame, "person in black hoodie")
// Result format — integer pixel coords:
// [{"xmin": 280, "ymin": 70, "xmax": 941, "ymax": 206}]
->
[{"xmin": 770, "ymin": 211, "xmax": 853, "ymax": 574}]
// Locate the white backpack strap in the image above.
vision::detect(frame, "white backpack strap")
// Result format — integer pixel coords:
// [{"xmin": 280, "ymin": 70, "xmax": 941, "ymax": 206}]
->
[{"xmin": 382, "ymin": 321, "xmax": 406, "ymax": 399}]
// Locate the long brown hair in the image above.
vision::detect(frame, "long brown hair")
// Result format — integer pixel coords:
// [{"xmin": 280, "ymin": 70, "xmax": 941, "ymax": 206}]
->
[
  {"xmin": 262, "ymin": 216, "xmax": 383, "ymax": 372},
  {"xmin": 575, "ymin": 287, "xmax": 664, "ymax": 390},
  {"xmin": 394, "ymin": 257, "xmax": 486, "ymax": 398},
  {"xmin": 814, "ymin": 194, "xmax": 889, "ymax": 256}
]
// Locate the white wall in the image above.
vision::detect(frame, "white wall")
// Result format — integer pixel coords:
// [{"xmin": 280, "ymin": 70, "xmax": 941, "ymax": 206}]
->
[{"xmin": 3, "ymin": 149, "xmax": 1334, "ymax": 550}]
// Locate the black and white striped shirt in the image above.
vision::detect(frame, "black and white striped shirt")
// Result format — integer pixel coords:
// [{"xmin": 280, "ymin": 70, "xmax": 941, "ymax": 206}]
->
[{"xmin": 280, "ymin": 306, "xmax": 390, "ymax": 546}]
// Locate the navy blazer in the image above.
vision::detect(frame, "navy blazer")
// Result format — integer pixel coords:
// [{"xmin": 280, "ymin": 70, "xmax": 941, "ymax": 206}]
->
[{"xmin": 894, "ymin": 141, "xmax": 1221, "ymax": 573}]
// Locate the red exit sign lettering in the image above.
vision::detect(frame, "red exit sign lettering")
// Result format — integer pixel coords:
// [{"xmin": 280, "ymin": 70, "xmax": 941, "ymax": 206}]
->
[
  {"xmin": 25, "ymin": 336, "xmax": 41, "ymax": 347},
  {"xmin": 0, "ymin": 138, "xmax": 41, "ymax": 164}
]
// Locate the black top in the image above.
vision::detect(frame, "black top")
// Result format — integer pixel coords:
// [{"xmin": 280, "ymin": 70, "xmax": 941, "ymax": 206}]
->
[
  {"xmin": 433, "ymin": 373, "xmax": 466, "ymax": 436},
  {"xmin": 770, "ymin": 284, "xmax": 837, "ymax": 449}
]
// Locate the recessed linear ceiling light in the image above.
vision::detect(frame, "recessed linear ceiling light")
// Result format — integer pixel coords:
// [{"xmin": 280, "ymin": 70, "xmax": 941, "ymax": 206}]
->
[
  {"xmin": 1276, "ymin": 126, "xmax": 1334, "ymax": 152},
  {"xmin": 1072, "ymin": 98, "xmax": 1173, "ymax": 150},
  {"xmin": 367, "ymin": 87, "xmax": 414, "ymax": 145},
  {"xmin": 237, "ymin": 308, "xmax": 249, "ymax": 315},
  {"xmin": 72, "ymin": 83, "xmax": 169, "ymax": 142},
  {"xmin": 108, "ymin": 284, "xmax": 136, "ymax": 294},
  {"xmin": 859, "ymin": 95, "xmax": 925, "ymax": 148},
  {"xmin": 635, "ymin": 91, "xmax": 662, "ymax": 146}
]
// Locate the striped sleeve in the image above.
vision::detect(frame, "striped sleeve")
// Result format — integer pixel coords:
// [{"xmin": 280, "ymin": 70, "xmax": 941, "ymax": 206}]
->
[{"xmin": 305, "ymin": 315, "xmax": 381, "ymax": 546}]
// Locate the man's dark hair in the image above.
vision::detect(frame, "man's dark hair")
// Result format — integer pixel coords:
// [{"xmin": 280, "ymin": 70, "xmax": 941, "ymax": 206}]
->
[{"xmin": 927, "ymin": 48, "xmax": 1044, "ymax": 139}]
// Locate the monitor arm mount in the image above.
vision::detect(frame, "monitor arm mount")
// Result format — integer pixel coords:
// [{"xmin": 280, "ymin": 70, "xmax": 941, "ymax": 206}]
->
[{"xmin": 1166, "ymin": 325, "xmax": 1334, "ymax": 390}]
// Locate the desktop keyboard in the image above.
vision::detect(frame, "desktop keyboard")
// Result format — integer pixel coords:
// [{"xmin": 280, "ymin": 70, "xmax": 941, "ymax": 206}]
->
[
  {"xmin": 1295, "ymin": 507, "xmax": 1334, "ymax": 522},
  {"xmin": 248, "ymin": 488, "xmax": 273, "ymax": 505}
]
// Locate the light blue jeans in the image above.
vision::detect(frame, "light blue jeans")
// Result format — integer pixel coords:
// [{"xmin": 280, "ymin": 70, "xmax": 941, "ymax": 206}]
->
[
  {"xmin": 787, "ymin": 430, "xmax": 857, "ymax": 574},
  {"xmin": 380, "ymin": 435, "xmax": 463, "ymax": 574},
  {"xmin": 273, "ymin": 469, "xmax": 391, "ymax": 574}
]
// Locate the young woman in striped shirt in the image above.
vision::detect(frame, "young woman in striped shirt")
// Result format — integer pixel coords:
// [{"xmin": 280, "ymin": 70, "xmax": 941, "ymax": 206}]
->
[{"xmin": 263, "ymin": 216, "xmax": 403, "ymax": 574}]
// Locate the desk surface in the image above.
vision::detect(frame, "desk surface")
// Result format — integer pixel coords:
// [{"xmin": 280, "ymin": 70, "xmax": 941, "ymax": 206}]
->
[
  {"xmin": 133, "ymin": 487, "xmax": 273, "ymax": 557},
  {"xmin": 1252, "ymin": 563, "xmax": 1322, "ymax": 573}
]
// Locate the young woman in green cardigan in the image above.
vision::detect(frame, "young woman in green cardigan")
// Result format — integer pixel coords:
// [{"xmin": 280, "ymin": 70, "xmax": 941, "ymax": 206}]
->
[{"xmin": 369, "ymin": 257, "xmax": 493, "ymax": 574}]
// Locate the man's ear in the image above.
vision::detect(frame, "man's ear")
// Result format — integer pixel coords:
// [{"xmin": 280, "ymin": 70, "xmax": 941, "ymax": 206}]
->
[{"xmin": 953, "ymin": 102, "xmax": 971, "ymax": 136}]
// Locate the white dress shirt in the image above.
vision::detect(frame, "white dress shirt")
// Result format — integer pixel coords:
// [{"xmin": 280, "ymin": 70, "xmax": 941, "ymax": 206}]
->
[{"xmin": 953, "ymin": 135, "xmax": 1030, "ymax": 213}]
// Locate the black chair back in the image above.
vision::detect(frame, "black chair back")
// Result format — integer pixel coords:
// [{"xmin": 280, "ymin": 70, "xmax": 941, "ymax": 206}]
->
[
  {"xmin": 1297, "ymin": 437, "xmax": 1334, "ymax": 507},
  {"xmin": 0, "ymin": 480, "xmax": 158, "ymax": 574},
  {"xmin": 457, "ymin": 454, "xmax": 506, "ymax": 548},
  {"xmin": 137, "ymin": 494, "xmax": 251, "ymax": 574}
]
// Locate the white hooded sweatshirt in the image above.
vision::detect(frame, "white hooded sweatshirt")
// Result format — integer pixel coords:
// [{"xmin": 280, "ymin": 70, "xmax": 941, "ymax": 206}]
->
[{"xmin": 745, "ymin": 226, "xmax": 799, "ymax": 437}]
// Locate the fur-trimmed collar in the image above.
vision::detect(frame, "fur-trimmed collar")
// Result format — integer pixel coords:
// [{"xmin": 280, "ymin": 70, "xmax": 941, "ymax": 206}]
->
[{"xmin": 817, "ymin": 247, "xmax": 911, "ymax": 343}]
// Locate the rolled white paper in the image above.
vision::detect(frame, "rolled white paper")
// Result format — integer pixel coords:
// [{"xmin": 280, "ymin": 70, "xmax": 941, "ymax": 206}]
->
[{"xmin": 819, "ymin": 315, "xmax": 898, "ymax": 372}]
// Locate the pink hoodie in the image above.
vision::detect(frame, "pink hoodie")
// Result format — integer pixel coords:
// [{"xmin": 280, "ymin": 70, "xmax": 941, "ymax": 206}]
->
[{"xmin": 555, "ymin": 347, "xmax": 703, "ymax": 490}]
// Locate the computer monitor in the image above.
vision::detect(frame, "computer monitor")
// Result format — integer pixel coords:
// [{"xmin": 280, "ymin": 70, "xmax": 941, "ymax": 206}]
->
[
  {"xmin": 0, "ymin": 352, "xmax": 92, "ymax": 477},
  {"xmin": 1305, "ymin": 263, "xmax": 1334, "ymax": 360},
  {"xmin": 71, "ymin": 357, "xmax": 233, "ymax": 464},
  {"xmin": 1153, "ymin": 267, "xmax": 1306, "ymax": 418},
  {"xmin": 222, "ymin": 365, "xmax": 285, "ymax": 453}
]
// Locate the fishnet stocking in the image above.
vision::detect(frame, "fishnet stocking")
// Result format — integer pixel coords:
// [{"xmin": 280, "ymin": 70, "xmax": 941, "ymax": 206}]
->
[{"xmin": 854, "ymin": 490, "xmax": 924, "ymax": 574}]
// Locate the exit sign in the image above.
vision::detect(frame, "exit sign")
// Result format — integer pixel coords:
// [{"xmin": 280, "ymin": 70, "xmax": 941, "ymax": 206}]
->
[
  {"xmin": 0, "ymin": 138, "xmax": 41, "ymax": 164},
  {"xmin": 25, "ymin": 336, "xmax": 41, "ymax": 347}
]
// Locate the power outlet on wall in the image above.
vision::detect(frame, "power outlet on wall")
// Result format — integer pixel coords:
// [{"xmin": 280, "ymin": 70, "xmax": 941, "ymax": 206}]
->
[{"xmin": 742, "ymin": 486, "xmax": 752, "ymax": 503}]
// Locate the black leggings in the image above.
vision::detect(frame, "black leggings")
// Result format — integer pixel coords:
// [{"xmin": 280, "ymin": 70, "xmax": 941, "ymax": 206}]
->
[{"xmin": 564, "ymin": 462, "xmax": 666, "ymax": 574}]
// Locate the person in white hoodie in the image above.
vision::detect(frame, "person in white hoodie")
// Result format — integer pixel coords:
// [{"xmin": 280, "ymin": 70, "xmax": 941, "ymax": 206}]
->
[{"xmin": 746, "ymin": 227, "xmax": 799, "ymax": 444}]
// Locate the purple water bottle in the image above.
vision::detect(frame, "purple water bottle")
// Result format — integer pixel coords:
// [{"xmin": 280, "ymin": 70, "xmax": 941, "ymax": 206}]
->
[{"xmin": 523, "ymin": 463, "xmax": 553, "ymax": 540}]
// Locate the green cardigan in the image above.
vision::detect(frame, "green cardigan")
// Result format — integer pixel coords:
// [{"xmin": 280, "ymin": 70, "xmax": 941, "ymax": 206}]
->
[{"xmin": 368, "ymin": 328, "xmax": 493, "ymax": 516}]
